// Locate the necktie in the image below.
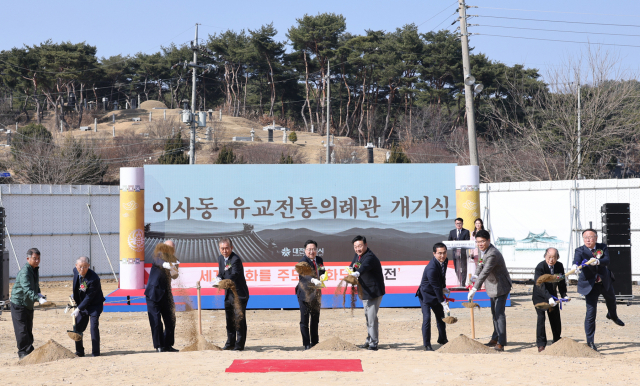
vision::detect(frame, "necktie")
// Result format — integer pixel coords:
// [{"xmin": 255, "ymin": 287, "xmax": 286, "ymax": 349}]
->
[
  {"xmin": 549, "ymin": 265, "xmax": 554, "ymax": 274},
  {"xmin": 312, "ymin": 260, "xmax": 317, "ymax": 276},
  {"xmin": 441, "ymin": 260, "xmax": 446, "ymax": 281},
  {"xmin": 457, "ymin": 230, "xmax": 460, "ymax": 239}
]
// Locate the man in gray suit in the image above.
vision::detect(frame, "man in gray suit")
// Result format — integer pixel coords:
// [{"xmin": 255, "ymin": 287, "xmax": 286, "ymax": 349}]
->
[{"xmin": 468, "ymin": 230, "xmax": 512, "ymax": 352}]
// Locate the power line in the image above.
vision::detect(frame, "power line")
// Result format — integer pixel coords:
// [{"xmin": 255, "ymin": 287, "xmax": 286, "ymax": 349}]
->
[
  {"xmin": 417, "ymin": 1, "xmax": 458, "ymax": 27},
  {"xmin": 478, "ymin": 15, "xmax": 640, "ymax": 28},
  {"xmin": 477, "ymin": 6, "xmax": 640, "ymax": 19},
  {"xmin": 478, "ymin": 24, "xmax": 640, "ymax": 38},
  {"xmin": 474, "ymin": 33, "xmax": 640, "ymax": 49}
]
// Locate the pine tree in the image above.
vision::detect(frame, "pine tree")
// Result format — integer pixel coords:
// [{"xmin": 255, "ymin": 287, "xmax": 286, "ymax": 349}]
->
[
  {"xmin": 158, "ymin": 132, "xmax": 188, "ymax": 164},
  {"xmin": 385, "ymin": 144, "xmax": 411, "ymax": 163},
  {"xmin": 215, "ymin": 145, "xmax": 237, "ymax": 164},
  {"xmin": 279, "ymin": 152, "xmax": 294, "ymax": 164},
  {"xmin": 288, "ymin": 131, "xmax": 298, "ymax": 144}
]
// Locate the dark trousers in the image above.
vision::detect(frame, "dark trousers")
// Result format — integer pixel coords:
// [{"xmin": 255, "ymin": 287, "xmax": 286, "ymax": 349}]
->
[
  {"xmin": 225, "ymin": 297, "xmax": 248, "ymax": 349},
  {"xmin": 453, "ymin": 249, "xmax": 467, "ymax": 287},
  {"xmin": 75, "ymin": 306, "xmax": 103, "ymax": 356},
  {"xmin": 535, "ymin": 307, "xmax": 561, "ymax": 347},
  {"xmin": 146, "ymin": 297, "xmax": 175, "ymax": 349},
  {"xmin": 420, "ymin": 300, "xmax": 447, "ymax": 347},
  {"xmin": 490, "ymin": 293, "xmax": 508, "ymax": 346},
  {"xmin": 584, "ymin": 282, "xmax": 618, "ymax": 343},
  {"xmin": 10, "ymin": 302, "xmax": 34, "ymax": 357},
  {"xmin": 298, "ymin": 299, "xmax": 320, "ymax": 347}
]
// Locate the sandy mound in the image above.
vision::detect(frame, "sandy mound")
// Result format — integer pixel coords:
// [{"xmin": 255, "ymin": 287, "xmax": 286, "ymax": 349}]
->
[
  {"xmin": 310, "ymin": 336, "xmax": 360, "ymax": 351},
  {"xmin": 437, "ymin": 334, "xmax": 497, "ymax": 354},
  {"xmin": 181, "ymin": 335, "xmax": 222, "ymax": 352},
  {"xmin": 542, "ymin": 338, "xmax": 602, "ymax": 358},
  {"xmin": 20, "ymin": 339, "xmax": 76, "ymax": 365},
  {"xmin": 140, "ymin": 100, "xmax": 168, "ymax": 110}
]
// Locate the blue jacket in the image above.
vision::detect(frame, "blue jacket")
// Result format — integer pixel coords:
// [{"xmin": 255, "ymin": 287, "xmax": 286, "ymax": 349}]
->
[
  {"xmin": 72, "ymin": 267, "xmax": 105, "ymax": 312},
  {"xmin": 573, "ymin": 243, "xmax": 612, "ymax": 296},
  {"xmin": 417, "ymin": 257, "xmax": 447, "ymax": 305}
]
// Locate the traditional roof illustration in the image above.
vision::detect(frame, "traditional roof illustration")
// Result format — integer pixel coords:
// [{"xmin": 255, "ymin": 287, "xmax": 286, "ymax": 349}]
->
[{"xmin": 518, "ymin": 230, "xmax": 562, "ymax": 244}]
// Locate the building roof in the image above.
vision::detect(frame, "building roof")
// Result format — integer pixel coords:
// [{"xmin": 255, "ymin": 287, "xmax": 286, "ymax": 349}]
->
[
  {"xmin": 518, "ymin": 230, "xmax": 563, "ymax": 244},
  {"xmin": 144, "ymin": 230, "xmax": 278, "ymax": 263}
]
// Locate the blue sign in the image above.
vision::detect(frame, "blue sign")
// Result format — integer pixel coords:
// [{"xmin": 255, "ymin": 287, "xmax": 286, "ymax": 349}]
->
[{"xmin": 0, "ymin": 172, "xmax": 10, "ymax": 178}]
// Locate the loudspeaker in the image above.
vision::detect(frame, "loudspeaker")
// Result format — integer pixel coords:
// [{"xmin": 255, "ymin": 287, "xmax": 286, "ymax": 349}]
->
[
  {"xmin": 601, "ymin": 203, "xmax": 630, "ymax": 214},
  {"xmin": 603, "ymin": 234, "xmax": 632, "ymax": 245},
  {"xmin": 602, "ymin": 223, "xmax": 630, "ymax": 235},
  {"xmin": 0, "ymin": 250, "xmax": 8, "ymax": 302},
  {"xmin": 608, "ymin": 247, "xmax": 632, "ymax": 297},
  {"xmin": 601, "ymin": 213, "xmax": 630, "ymax": 224}
]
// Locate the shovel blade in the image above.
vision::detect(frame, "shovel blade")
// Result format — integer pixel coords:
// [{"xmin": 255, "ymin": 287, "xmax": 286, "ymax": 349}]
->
[{"xmin": 67, "ymin": 330, "xmax": 83, "ymax": 342}]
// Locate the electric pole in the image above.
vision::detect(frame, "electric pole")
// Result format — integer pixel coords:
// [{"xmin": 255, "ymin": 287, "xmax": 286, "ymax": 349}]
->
[
  {"xmin": 189, "ymin": 23, "xmax": 199, "ymax": 165},
  {"xmin": 326, "ymin": 60, "xmax": 331, "ymax": 164},
  {"xmin": 577, "ymin": 82, "xmax": 581, "ymax": 179},
  {"xmin": 458, "ymin": 0, "xmax": 479, "ymax": 166}
]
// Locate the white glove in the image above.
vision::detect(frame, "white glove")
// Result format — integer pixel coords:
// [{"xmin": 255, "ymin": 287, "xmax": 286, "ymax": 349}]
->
[
  {"xmin": 38, "ymin": 297, "xmax": 47, "ymax": 305},
  {"xmin": 443, "ymin": 288, "xmax": 451, "ymax": 296},
  {"xmin": 345, "ymin": 266, "xmax": 354, "ymax": 275},
  {"xmin": 549, "ymin": 298, "xmax": 557, "ymax": 307},
  {"xmin": 441, "ymin": 301, "xmax": 450, "ymax": 314},
  {"xmin": 310, "ymin": 278, "xmax": 321, "ymax": 285},
  {"xmin": 351, "ymin": 271, "xmax": 360, "ymax": 278},
  {"xmin": 572, "ymin": 264, "xmax": 582, "ymax": 274},
  {"xmin": 586, "ymin": 258, "xmax": 598, "ymax": 266},
  {"xmin": 563, "ymin": 296, "xmax": 571, "ymax": 302},
  {"xmin": 162, "ymin": 262, "xmax": 171, "ymax": 269},
  {"xmin": 468, "ymin": 288, "xmax": 477, "ymax": 301},
  {"xmin": 212, "ymin": 277, "xmax": 221, "ymax": 286},
  {"xmin": 71, "ymin": 308, "xmax": 80, "ymax": 317}
]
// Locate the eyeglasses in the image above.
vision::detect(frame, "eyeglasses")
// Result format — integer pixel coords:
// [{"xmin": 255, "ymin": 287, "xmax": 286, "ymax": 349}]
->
[
  {"xmin": 305, "ymin": 248, "xmax": 317, "ymax": 252},
  {"xmin": 583, "ymin": 236, "xmax": 597, "ymax": 240}
]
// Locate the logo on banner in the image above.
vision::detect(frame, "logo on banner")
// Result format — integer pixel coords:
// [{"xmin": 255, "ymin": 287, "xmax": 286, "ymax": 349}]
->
[
  {"xmin": 123, "ymin": 201, "xmax": 138, "ymax": 211},
  {"xmin": 463, "ymin": 200, "xmax": 477, "ymax": 210},
  {"xmin": 281, "ymin": 247, "xmax": 291, "ymax": 257},
  {"xmin": 128, "ymin": 229, "xmax": 145, "ymax": 252}
]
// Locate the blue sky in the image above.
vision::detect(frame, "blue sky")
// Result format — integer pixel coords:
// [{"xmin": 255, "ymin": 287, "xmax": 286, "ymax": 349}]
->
[{"xmin": 2, "ymin": 0, "xmax": 639, "ymax": 81}]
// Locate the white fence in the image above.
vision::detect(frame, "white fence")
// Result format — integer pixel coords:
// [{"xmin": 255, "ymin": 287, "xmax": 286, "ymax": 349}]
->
[
  {"xmin": 4, "ymin": 178, "xmax": 639, "ymax": 280},
  {"xmin": 2, "ymin": 184, "xmax": 119, "ymax": 279}
]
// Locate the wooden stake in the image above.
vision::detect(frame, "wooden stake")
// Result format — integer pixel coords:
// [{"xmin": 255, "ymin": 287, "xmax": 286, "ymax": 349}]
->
[
  {"xmin": 196, "ymin": 280, "xmax": 202, "ymax": 335},
  {"xmin": 470, "ymin": 306, "xmax": 476, "ymax": 339}
]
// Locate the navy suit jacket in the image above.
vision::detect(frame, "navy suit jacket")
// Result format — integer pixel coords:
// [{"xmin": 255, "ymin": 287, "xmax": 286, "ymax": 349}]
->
[
  {"xmin": 448, "ymin": 228, "xmax": 470, "ymax": 241},
  {"xmin": 532, "ymin": 261, "xmax": 567, "ymax": 304},
  {"xmin": 72, "ymin": 267, "xmax": 105, "ymax": 313},
  {"xmin": 349, "ymin": 248, "xmax": 386, "ymax": 300},
  {"xmin": 296, "ymin": 255, "xmax": 325, "ymax": 302},
  {"xmin": 217, "ymin": 252, "xmax": 250, "ymax": 301},
  {"xmin": 144, "ymin": 261, "xmax": 171, "ymax": 303},
  {"xmin": 417, "ymin": 257, "xmax": 447, "ymax": 305},
  {"xmin": 573, "ymin": 243, "xmax": 612, "ymax": 296}
]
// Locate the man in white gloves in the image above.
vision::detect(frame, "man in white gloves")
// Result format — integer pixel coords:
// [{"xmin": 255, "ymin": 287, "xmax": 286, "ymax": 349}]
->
[
  {"xmin": 10, "ymin": 248, "xmax": 45, "ymax": 359},
  {"xmin": 532, "ymin": 248, "xmax": 569, "ymax": 352},
  {"xmin": 70, "ymin": 256, "xmax": 105, "ymax": 357},
  {"xmin": 416, "ymin": 243, "xmax": 450, "ymax": 351},
  {"xmin": 574, "ymin": 229, "xmax": 624, "ymax": 352},
  {"xmin": 295, "ymin": 240, "xmax": 326, "ymax": 350},
  {"xmin": 467, "ymin": 230, "xmax": 512, "ymax": 351}
]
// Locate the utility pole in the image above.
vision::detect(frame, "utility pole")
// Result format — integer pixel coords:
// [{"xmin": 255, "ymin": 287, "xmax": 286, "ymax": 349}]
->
[
  {"xmin": 326, "ymin": 60, "xmax": 331, "ymax": 164},
  {"xmin": 577, "ymin": 82, "xmax": 581, "ymax": 179},
  {"xmin": 189, "ymin": 24, "xmax": 199, "ymax": 165},
  {"xmin": 458, "ymin": 0, "xmax": 479, "ymax": 166}
]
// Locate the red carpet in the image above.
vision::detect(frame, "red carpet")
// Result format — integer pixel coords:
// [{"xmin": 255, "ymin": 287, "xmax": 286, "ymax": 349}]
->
[{"xmin": 225, "ymin": 359, "xmax": 363, "ymax": 373}]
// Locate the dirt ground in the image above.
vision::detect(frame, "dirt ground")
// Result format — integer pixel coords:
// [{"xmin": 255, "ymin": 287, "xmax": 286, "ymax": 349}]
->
[{"xmin": 2, "ymin": 281, "xmax": 640, "ymax": 385}]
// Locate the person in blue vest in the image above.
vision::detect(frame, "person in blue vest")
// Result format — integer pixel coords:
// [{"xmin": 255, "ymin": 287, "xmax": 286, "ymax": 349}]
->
[
  {"xmin": 71, "ymin": 256, "xmax": 105, "ymax": 357},
  {"xmin": 416, "ymin": 242, "xmax": 450, "ymax": 351},
  {"xmin": 296, "ymin": 239, "xmax": 325, "ymax": 350},
  {"xmin": 145, "ymin": 240, "xmax": 179, "ymax": 352}
]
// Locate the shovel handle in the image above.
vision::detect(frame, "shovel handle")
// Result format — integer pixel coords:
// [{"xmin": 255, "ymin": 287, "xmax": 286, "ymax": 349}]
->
[{"xmin": 470, "ymin": 306, "xmax": 475, "ymax": 339}]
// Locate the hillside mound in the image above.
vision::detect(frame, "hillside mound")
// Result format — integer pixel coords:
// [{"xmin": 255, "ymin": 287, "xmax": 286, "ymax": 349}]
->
[{"xmin": 140, "ymin": 100, "xmax": 168, "ymax": 109}]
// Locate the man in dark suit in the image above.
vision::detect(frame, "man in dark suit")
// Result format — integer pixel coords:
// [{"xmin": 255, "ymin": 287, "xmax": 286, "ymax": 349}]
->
[
  {"xmin": 349, "ymin": 235, "xmax": 385, "ymax": 351},
  {"xmin": 532, "ymin": 248, "xmax": 569, "ymax": 352},
  {"xmin": 573, "ymin": 229, "xmax": 624, "ymax": 351},
  {"xmin": 144, "ymin": 240, "xmax": 178, "ymax": 352},
  {"xmin": 71, "ymin": 256, "xmax": 105, "ymax": 357},
  {"xmin": 416, "ymin": 242, "xmax": 450, "ymax": 351},
  {"xmin": 296, "ymin": 240, "xmax": 325, "ymax": 350},
  {"xmin": 214, "ymin": 237, "xmax": 250, "ymax": 351},
  {"xmin": 468, "ymin": 230, "xmax": 512, "ymax": 351},
  {"xmin": 448, "ymin": 217, "xmax": 470, "ymax": 287}
]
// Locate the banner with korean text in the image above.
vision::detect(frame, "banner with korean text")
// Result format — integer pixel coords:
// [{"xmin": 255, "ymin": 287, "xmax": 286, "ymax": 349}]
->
[{"xmin": 143, "ymin": 164, "xmax": 457, "ymax": 306}]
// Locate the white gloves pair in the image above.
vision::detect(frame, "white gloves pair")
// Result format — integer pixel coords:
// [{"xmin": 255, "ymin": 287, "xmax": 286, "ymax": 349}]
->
[
  {"xmin": 351, "ymin": 271, "xmax": 360, "ymax": 278},
  {"xmin": 38, "ymin": 293, "xmax": 47, "ymax": 305},
  {"xmin": 468, "ymin": 288, "xmax": 477, "ymax": 301},
  {"xmin": 71, "ymin": 308, "xmax": 80, "ymax": 317}
]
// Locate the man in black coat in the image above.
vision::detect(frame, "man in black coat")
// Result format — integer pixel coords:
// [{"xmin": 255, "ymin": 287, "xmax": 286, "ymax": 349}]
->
[
  {"xmin": 71, "ymin": 256, "xmax": 105, "ymax": 357},
  {"xmin": 448, "ymin": 217, "xmax": 470, "ymax": 287},
  {"xmin": 214, "ymin": 237, "xmax": 250, "ymax": 351},
  {"xmin": 532, "ymin": 248, "xmax": 569, "ymax": 352},
  {"xmin": 144, "ymin": 240, "xmax": 178, "ymax": 352},
  {"xmin": 349, "ymin": 235, "xmax": 385, "ymax": 351},
  {"xmin": 416, "ymin": 243, "xmax": 450, "ymax": 351},
  {"xmin": 573, "ymin": 229, "xmax": 624, "ymax": 351},
  {"xmin": 296, "ymin": 240, "xmax": 325, "ymax": 350}
]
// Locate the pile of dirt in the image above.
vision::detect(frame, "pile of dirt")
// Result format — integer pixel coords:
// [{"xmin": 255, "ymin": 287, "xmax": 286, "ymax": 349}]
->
[
  {"xmin": 140, "ymin": 100, "xmax": 168, "ymax": 110},
  {"xmin": 181, "ymin": 334, "xmax": 222, "ymax": 352},
  {"xmin": 20, "ymin": 340, "xmax": 76, "ymax": 365},
  {"xmin": 437, "ymin": 334, "xmax": 497, "ymax": 354},
  {"xmin": 542, "ymin": 338, "xmax": 602, "ymax": 358},
  {"xmin": 310, "ymin": 336, "xmax": 360, "ymax": 351}
]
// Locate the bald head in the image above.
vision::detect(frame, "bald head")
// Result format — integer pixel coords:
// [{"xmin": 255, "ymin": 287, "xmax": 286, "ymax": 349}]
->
[{"xmin": 164, "ymin": 240, "xmax": 175, "ymax": 248}]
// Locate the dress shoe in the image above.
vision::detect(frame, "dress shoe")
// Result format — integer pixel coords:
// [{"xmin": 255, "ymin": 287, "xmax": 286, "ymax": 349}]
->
[
  {"xmin": 424, "ymin": 344, "xmax": 434, "ymax": 351},
  {"xmin": 75, "ymin": 352, "xmax": 85, "ymax": 357},
  {"xmin": 437, "ymin": 339, "xmax": 448, "ymax": 345},
  {"xmin": 222, "ymin": 344, "xmax": 234, "ymax": 350},
  {"xmin": 588, "ymin": 342, "xmax": 598, "ymax": 351},
  {"xmin": 156, "ymin": 348, "xmax": 166, "ymax": 352},
  {"xmin": 538, "ymin": 346, "xmax": 545, "ymax": 353},
  {"xmin": 606, "ymin": 313, "xmax": 625, "ymax": 326},
  {"xmin": 367, "ymin": 345, "xmax": 378, "ymax": 351},
  {"xmin": 304, "ymin": 345, "xmax": 311, "ymax": 350},
  {"xmin": 233, "ymin": 347, "xmax": 244, "ymax": 351},
  {"xmin": 18, "ymin": 353, "xmax": 28, "ymax": 360},
  {"xmin": 359, "ymin": 342, "xmax": 370, "ymax": 349},
  {"xmin": 485, "ymin": 339, "xmax": 498, "ymax": 347},
  {"xmin": 164, "ymin": 347, "xmax": 179, "ymax": 352},
  {"xmin": 494, "ymin": 344, "xmax": 504, "ymax": 352}
]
